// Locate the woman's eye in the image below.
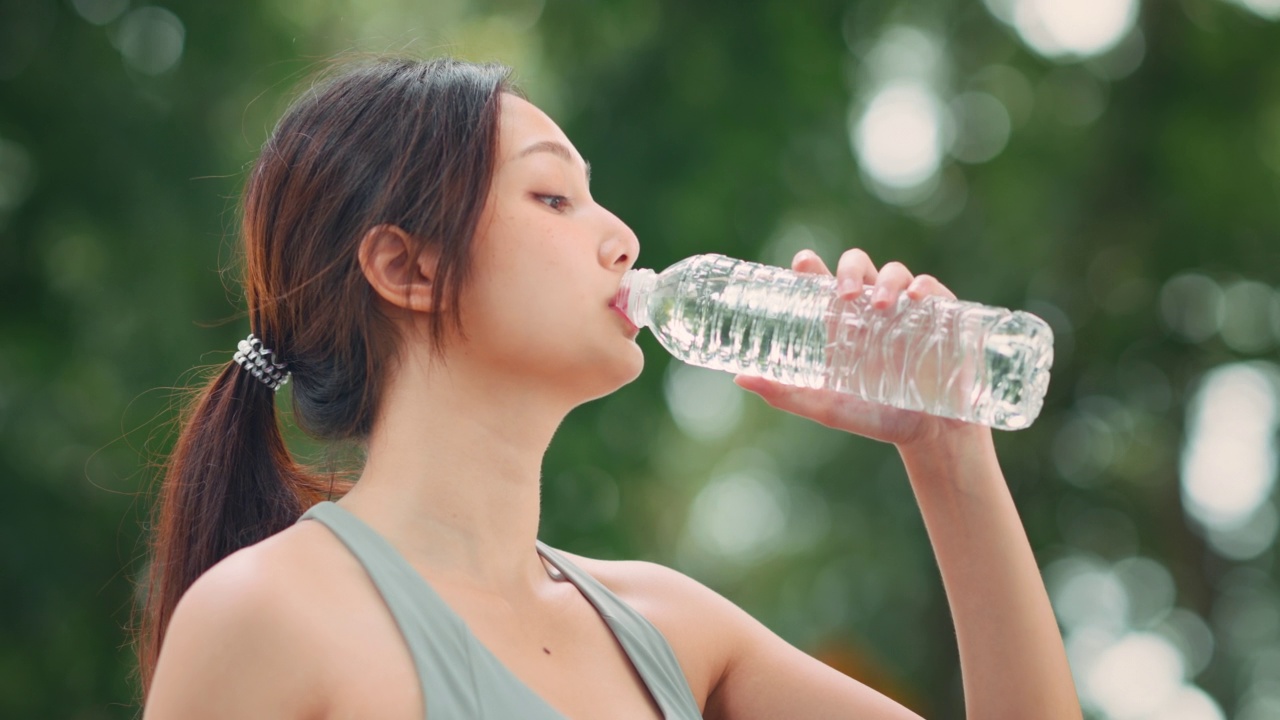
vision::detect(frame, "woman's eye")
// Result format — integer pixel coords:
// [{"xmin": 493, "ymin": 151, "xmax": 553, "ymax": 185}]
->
[{"xmin": 537, "ymin": 194, "xmax": 569, "ymax": 212}]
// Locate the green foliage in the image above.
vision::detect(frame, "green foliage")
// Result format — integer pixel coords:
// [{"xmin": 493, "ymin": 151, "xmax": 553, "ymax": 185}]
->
[{"xmin": 1, "ymin": 0, "xmax": 1278, "ymax": 717}]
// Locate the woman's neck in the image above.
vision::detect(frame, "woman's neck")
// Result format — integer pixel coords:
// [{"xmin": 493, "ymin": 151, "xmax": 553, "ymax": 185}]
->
[{"xmin": 337, "ymin": 346, "xmax": 572, "ymax": 599}]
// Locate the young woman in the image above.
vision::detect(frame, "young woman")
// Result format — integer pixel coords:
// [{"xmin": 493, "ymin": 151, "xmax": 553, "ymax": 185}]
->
[{"xmin": 139, "ymin": 56, "xmax": 1080, "ymax": 719}]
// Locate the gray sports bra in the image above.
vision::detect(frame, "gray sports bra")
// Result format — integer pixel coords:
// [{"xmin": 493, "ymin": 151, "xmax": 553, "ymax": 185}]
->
[{"xmin": 298, "ymin": 501, "xmax": 704, "ymax": 719}]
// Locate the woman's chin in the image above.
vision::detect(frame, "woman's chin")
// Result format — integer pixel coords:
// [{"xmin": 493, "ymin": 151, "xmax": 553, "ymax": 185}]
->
[
  {"xmin": 576, "ymin": 351, "xmax": 645, "ymax": 402},
  {"xmin": 619, "ymin": 345, "xmax": 646, "ymax": 384}
]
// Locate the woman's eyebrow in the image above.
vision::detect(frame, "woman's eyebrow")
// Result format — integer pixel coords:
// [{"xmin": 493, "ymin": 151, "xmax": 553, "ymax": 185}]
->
[{"xmin": 517, "ymin": 140, "xmax": 592, "ymax": 184}]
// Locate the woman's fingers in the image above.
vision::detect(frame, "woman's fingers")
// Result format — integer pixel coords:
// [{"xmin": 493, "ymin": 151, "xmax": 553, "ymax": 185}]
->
[
  {"xmin": 906, "ymin": 273, "xmax": 957, "ymax": 301},
  {"xmin": 733, "ymin": 375, "xmax": 850, "ymax": 430},
  {"xmin": 743, "ymin": 250, "xmax": 962, "ymax": 446},
  {"xmin": 836, "ymin": 248, "xmax": 878, "ymax": 298},
  {"xmin": 791, "ymin": 249, "xmax": 831, "ymax": 275},
  {"xmin": 871, "ymin": 261, "xmax": 914, "ymax": 309},
  {"xmin": 793, "ymin": 249, "xmax": 949, "ymax": 307}
]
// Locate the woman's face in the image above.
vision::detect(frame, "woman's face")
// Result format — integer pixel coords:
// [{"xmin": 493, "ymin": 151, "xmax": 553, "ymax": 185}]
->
[{"xmin": 454, "ymin": 94, "xmax": 644, "ymax": 402}]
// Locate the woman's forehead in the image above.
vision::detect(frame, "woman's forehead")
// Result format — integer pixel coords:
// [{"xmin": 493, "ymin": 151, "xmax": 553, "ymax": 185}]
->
[{"xmin": 498, "ymin": 95, "xmax": 580, "ymax": 163}]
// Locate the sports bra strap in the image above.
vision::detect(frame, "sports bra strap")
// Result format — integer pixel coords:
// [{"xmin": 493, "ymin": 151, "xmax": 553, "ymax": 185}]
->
[{"xmin": 298, "ymin": 501, "xmax": 703, "ymax": 719}]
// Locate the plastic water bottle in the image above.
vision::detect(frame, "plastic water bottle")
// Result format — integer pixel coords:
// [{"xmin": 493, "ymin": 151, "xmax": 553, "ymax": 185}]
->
[{"xmin": 613, "ymin": 254, "xmax": 1054, "ymax": 430}]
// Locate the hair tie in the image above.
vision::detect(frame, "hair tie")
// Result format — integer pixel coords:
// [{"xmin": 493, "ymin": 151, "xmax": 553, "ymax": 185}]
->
[{"xmin": 232, "ymin": 334, "xmax": 290, "ymax": 392}]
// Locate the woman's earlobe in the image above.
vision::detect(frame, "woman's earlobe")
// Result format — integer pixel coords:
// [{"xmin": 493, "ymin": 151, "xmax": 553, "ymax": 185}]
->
[{"xmin": 357, "ymin": 224, "xmax": 439, "ymax": 313}]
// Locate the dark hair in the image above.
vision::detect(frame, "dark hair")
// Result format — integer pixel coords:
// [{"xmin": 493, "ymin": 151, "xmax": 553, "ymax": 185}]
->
[{"xmin": 136, "ymin": 56, "xmax": 516, "ymax": 695}]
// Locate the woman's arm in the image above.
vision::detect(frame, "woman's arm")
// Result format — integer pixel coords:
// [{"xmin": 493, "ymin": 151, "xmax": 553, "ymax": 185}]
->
[
  {"xmin": 689, "ymin": 426, "xmax": 1078, "ymax": 720},
  {"xmin": 704, "ymin": 248, "xmax": 1079, "ymax": 719},
  {"xmin": 897, "ymin": 425, "xmax": 1079, "ymax": 719}
]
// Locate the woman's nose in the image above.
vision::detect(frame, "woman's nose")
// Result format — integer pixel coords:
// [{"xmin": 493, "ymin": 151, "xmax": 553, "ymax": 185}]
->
[{"xmin": 599, "ymin": 211, "xmax": 640, "ymax": 271}]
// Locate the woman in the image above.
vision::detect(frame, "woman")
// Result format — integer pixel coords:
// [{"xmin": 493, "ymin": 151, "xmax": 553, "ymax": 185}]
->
[{"xmin": 139, "ymin": 56, "xmax": 1080, "ymax": 719}]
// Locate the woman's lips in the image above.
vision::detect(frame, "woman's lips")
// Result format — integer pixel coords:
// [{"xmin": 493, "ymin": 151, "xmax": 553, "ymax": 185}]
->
[{"xmin": 610, "ymin": 304, "xmax": 640, "ymax": 335}]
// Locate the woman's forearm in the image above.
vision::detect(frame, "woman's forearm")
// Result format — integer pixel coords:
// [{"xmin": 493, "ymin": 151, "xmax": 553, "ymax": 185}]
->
[{"xmin": 898, "ymin": 428, "xmax": 1081, "ymax": 720}]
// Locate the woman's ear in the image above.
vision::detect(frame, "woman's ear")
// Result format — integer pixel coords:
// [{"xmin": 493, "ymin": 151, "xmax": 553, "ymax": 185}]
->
[{"xmin": 357, "ymin": 224, "xmax": 440, "ymax": 313}]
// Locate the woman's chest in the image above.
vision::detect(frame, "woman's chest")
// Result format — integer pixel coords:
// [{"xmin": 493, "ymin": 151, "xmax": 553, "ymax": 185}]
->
[{"xmin": 317, "ymin": 573, "xmax": 681, "ymax": 720}]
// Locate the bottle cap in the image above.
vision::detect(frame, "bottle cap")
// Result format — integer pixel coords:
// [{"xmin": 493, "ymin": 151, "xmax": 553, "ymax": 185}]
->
[{"xmin": 613, "ymin": 269, "xmax": 657, "ymax": 329}]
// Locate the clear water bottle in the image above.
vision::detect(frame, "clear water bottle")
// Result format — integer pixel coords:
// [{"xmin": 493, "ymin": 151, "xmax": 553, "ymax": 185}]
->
[{"xmin": 613, "ymin": 254, "xmax": 1054, "ymax": 430}]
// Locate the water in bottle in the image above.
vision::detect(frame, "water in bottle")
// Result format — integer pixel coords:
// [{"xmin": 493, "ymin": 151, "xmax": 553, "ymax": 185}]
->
[{"xmin": 612, "ymin": 254, "xmax": 1054, "ymax": 430}]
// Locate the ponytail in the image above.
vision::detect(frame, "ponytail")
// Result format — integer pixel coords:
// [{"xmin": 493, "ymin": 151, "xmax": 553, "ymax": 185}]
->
[
  {"xmin": 136, "ymin": 359, "xmax": 338, "ymax": 695},
  {"xmin": 134, "ymin": 55, "xmax": 515, "ymax": 699}
]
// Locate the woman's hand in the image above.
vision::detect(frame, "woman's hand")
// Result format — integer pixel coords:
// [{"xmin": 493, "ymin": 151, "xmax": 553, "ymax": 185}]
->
[
  {"xmin": 733, "ymin": 248, "xmax": 986, "ymax": 450},
  {"xmin": 734, "ymin": 249, "xmax": 1080, "ymax": 719}
]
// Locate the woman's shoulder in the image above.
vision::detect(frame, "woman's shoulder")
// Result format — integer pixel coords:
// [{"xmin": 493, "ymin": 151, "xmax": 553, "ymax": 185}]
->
[
  {"xmin": 162, "ymin": 519, "xmax": 359, "ymax": 656},
  {"xmin": 175, "ymin": 518, "xmax": 347, "ymax": 619},
  {"xmin": 150, "ymin": 519, "xmax": 428, "ymax": 719},
  {"xmin": 145, "ymin": 521, "xmax": 352, "ymax": 718},
  {"xmin": 557, "ymin": 550, "xmax": 722, "ymax": 618},
  {"xmin": 554, "ymin": 550, "xmax": 747, "ymax": 700}
]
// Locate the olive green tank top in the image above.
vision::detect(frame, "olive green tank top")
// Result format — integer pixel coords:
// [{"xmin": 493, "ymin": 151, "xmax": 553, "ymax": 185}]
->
[{"xmin": 298, "ymin": 501, "xmax": 703, "ymax": 719}]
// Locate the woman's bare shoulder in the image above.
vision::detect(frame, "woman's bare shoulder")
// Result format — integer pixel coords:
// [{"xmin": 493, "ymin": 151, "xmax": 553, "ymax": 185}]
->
[
  {"xmin": 556, "ymin": 550, "xmax": 748, "ymax": 702},
  {"xmin": 559, "ymin": 551, "xmax": 730, "ymax": 618},
  {"xmin": 173, "ymin": 520, "xmax": 347, "ymax": 624},
  {"xmin": 555, "ymin": 551, "xmax": 922, "ymax": 720},
  {"xmin": 143, "ymin": 522, "xmax": 359, "ymax": 719}
]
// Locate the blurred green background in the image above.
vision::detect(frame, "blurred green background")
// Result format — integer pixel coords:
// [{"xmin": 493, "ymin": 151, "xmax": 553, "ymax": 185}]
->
[{"xmin": 2, "ymin": 0, "xmax": 1279, "ymax": 718}]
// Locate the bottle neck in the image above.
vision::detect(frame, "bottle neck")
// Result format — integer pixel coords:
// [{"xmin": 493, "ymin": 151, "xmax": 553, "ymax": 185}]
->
[{"xmin": 616, "ymin": 268, "xmax": 657, "ymax": 329}]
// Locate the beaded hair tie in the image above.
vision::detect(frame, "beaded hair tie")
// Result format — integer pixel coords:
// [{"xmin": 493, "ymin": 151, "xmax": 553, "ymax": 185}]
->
[{"xmin": 232, "ymin": 334, "xmax": 290, "ymax": 392}]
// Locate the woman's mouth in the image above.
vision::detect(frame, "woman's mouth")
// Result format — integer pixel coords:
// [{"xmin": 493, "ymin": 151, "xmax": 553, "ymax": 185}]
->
[{"xmin": 610, "ymin": 303, "xmax": 640, "ymax": 335}]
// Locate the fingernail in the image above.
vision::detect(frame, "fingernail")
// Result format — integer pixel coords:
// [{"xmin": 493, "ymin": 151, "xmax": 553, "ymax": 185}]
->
[
  {"xmin": 837, "ymin": 278, "xmax": 859, "ymax": 297},
  {"xmin": 872, "ymin": 286, "xmax": 891, "ymax": 306}
]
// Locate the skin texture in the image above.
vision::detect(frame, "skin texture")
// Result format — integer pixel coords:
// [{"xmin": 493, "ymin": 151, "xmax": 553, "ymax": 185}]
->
[{"xmin": 143, "ymin": 95, "xmax": 1081, "ymax": 720}]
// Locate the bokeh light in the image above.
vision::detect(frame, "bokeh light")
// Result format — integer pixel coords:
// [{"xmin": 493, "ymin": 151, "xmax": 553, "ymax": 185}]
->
[
  {"xmin": 861, "ymin": 25, "xmax": 947, "ymax": 87},
  {"xmin": 1160, "ymin": 273, "xmax": 1226, "ymax": 343},
  {"xmin": 1206, "ymin": 500, "xmax": 1279, "ymax": 561},
  {"xmin": 849, "ymin": 25, "xmax": 955, "ymax": 206},
  {"xmin": 1156, "ymin": 608, "xmax": 1216, "ymax": 678},
  {"xmin": 761, "ymin": 221, "xmax": 841, "ymax": 270},
  {"xmin": 113, "ymin": 7, "xmax": 186, "ymax": 76},
  {"xmin": 852, "ymin": 80, "xmax": 948, "ymax": 198},
  {"xmin": 1047, "ymin": 552, "xmax": 1225, "ymax": 719},
  {"xmin": 663, "ymin": 364, "xmax": 745, "ymax": 442},
  {"xmin": 1086, "ymin": 26, "xmax": 1147, "ymax": 80},
  {"xmin": 71, "ymin": 0, "xmax": 129, "ymax": 26},
  {"xmin": 971, "ymin": 64, "xmax": 1036, "ymax": 128},
  {"xmin": 948, "ymin": 92, "xmax": 1012, "ymax": 164},
  {"xmin": 1113, "ymin": 556, "xmax": 1176, "ymax": 627},
  {"xmin": 684, "ymin": 452, "xmax": 789, "ymax": 564},
  {"xmin": 1226, "ymin": 0, "xmax": 1280, "ymax": 20},
  {"xmin": 984, "ymin": 0, "xmax": 1140, "ymax": 60},
  {"xmin": 1084, "ymin": 632, "xmax": 1185, "ymax": 718},
  {"xmin": 1046, "ymin": 555, "xmax": 1129, "ymax": 632},
  {"xmin": 1146, "ymin": 685, "xmax": 1226, "ymax": 720},
  {"xmin": 1220, "ymin": 280, "xmax": 1278, "ymax": 354},
  {"xmin": 1180, "ymin": 362, "xmax": 1280, "ymax": 537}
]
